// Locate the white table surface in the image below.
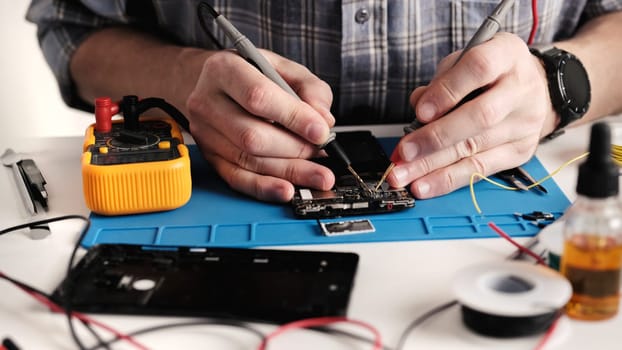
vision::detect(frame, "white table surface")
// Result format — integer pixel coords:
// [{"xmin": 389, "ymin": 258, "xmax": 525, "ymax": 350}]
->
[{"xmin": 0, "ymin": 121, "xmax": 620, "ymax": 350}]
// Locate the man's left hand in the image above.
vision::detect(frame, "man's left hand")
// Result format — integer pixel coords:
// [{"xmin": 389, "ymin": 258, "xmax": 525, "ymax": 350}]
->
[{"xmin": 387, "ymin": 32, "xmax": 558, "ymax": 198}]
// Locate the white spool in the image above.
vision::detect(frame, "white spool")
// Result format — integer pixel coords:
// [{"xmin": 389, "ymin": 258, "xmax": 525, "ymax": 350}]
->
[{"xmin": 453, "ymin": 260, "xmax": 571, "ymax": 337}]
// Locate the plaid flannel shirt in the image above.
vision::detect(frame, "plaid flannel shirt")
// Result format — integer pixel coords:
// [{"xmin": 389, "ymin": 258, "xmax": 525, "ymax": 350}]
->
[{"xmin": 26, "ymin": 0, "xmax": 622, "ymax": 124}]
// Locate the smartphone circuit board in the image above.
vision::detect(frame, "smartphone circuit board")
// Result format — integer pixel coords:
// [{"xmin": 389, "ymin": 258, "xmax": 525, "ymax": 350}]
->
[{"xmin": 291, "ymin": 131, "xmax": 415, "ymax": 219}]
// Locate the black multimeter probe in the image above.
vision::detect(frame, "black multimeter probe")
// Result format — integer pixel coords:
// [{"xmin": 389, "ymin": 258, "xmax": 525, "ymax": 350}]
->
[{"xmin": 203, "ymin": 3, "xmax": 370, "ymax": 193}]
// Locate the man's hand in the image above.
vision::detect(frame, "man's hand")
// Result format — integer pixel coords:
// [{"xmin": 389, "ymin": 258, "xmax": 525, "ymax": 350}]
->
[
  {"xmin": 186, "ymin": 49, "xmax": 336, "ymax": 202},
  {"xmin": 387, "ymin": 32, "xmax": 558, "ymax": 198}
]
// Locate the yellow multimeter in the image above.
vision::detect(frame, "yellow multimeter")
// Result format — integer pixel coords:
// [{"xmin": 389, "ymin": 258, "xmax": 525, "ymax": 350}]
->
[{"xmin": 82, "ymin": 95, "xmax": 192, "ymax": 215}]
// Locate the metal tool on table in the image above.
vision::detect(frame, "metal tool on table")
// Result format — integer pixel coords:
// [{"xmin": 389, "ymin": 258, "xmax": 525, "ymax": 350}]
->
[
  {"xmin": 496, "ymin": 166, "xmax": 548, "ymax": 194},
  {"xmin": 2, "ymin": 148, "xmax": 50, "ymax": 239},
  {"xmin": 1, "ymin": 148, "xmax": 48, "ymax": 215}
]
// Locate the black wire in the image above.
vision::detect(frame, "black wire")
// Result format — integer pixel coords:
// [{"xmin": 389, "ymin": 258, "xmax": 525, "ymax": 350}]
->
[
  {"xmin": 0, "ymin": 273, "xmax": 52, "ymax": 299},
  {"xmin": 81, "ymin": 322, "xmax": 111, "ymax": 350},
  {"xmin": 0, "ymin": 268, "xmax": 108, "ymax": 349},
  {"xmin": 197, "ymin": 1, "xmax": 225, "ymax": 49},
  {"xmin": 395, "ymin": 300, "xmax": 459, "ymax": 350},
  {"xmin": 89, "ymin": 319, "xmax": 397, "ymax": 350},
  {"xmin": 85, "ymin": 319, "xmax": 266, "ymax": 350},
  {"xmin": 0, "ymin": 215, "xmax": 88, "ymax": 236},
  {"xmin": 29, "ymin": 224, "xmax": 51, "ymax": 231},
  {"xmin": 64, "ymin": 216, "xmax": 92, "ymax": 350},
  {"xmin": 311, "ymin": 326, "xmax": 394, "ymax": 350},
  {"xmin": 1, "ymin": 214, "xmax": 96, "ymax": 349},
  {"xmin": 2, "ymin": 214, "xmax": 96, "ymax": 350}
]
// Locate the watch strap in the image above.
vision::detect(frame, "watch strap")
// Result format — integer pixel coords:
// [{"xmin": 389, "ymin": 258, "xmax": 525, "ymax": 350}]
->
[
  {"xmin": 530, "ymin": 46, "xmax": 565, "ymax": 142},
  {"xmin": 529, "ymin": 45, "xmax": 591, "ymax": 142}
]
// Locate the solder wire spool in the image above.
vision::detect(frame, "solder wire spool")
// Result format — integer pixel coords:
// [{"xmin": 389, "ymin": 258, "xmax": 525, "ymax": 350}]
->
[{"xmin": 453, "ymin": 261, "xmax": 571, "ymax": 338}]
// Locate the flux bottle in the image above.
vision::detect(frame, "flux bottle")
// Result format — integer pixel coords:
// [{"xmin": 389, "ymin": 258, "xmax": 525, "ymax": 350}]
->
[{"xmin": 560, "ymin": 122, "xmax": 622, "ymax": 321}]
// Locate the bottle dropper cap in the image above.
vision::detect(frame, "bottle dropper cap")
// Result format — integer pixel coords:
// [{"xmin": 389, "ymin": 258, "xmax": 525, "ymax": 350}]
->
[{"xmin": 576, "ymin": 122, "xmax": 619, "ymax": 198}]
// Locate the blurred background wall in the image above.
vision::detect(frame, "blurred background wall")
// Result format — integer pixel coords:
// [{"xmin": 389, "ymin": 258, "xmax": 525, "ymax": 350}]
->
[{"xmin": 0, "ymin": 1, "xmax": 92, "ymax": 150}]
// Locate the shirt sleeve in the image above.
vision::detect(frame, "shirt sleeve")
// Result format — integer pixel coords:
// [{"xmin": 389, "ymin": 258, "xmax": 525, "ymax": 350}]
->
[
  {"xmin": 25, "ymin": 0, "xmax": 126, "ymax": 111},
  {"xmin": 582, "ymin": 0, "xmax": 622, "ymax": 21}
]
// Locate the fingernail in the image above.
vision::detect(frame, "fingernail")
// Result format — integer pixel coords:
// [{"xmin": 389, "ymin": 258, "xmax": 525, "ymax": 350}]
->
[
  {"xmin": 392, "ymin": 166, "xmax": 407, "ymax": 184},
  {"xmin": 417, "ymin": 181, "xmax": 430, "ymax": 196},
  {"xmin": 418, "ymin": 102, "xmax": 436, "ymax": 121},
  {"xmin": 311, "ymin": 174, "xmax": 326, "ymax": 189},
  {"xmin": 390, "ymin": 148, "xmax": 401, "ymax": 163},
  {"xmin": 271, "ymin": 184, "xmax": 293, "ymax": 202},
  {"xmin": 320, "ymin": 105, "xmax": 336, "ymax": 125},
  {"xmin": 306, "ymin": 122, "xmax": 328, "ymax": 144},
  {"xmin": 401, "ymin": 141, "xmax": 419, "ymax": 162}
]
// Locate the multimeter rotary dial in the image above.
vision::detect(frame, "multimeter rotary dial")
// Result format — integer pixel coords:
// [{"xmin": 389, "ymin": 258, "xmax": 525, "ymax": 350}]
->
[{"xmin": 106, "ymin": 132, "xmax": 161, "ymax": 151}]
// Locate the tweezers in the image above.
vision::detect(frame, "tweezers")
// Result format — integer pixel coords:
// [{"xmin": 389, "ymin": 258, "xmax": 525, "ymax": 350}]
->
[{"xmin": 495, "ymin": 166, "xmax": 547, "ymax": 194}]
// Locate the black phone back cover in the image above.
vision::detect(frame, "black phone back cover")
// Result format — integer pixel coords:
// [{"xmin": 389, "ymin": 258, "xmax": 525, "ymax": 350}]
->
[{"xmin": 52, "ymin": 244, "xmax": 358, "ymax": 324}]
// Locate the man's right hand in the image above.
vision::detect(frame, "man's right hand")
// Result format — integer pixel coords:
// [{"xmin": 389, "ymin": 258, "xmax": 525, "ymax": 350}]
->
[{"xmin": 185, "ymin": 49, "xmax": 337, "ymax": 202}]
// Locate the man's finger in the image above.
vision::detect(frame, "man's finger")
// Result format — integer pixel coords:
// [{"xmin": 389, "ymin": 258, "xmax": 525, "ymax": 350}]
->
[
  {"xmin": 211, "ymin": 52, "xmax": 331, "ymax": 146},
  {"xmin": 395, "ymin": 78, "xmax": 519, "ymax": 163},
  {"xmin": 199, "ymin": 132, "xmax": 334, "ymax": 191},
  {"xmin": 270, "ymin": 52, "xmax": 336, "ymax": 126},
  {"xmin": 407, "ymin": 139, "xmax": 537, "ymax": 199},
  {"xmin": 191, "ymin": 94, "xmax": 320, "ymax": 159},
  {"xmin": 415, "ymin": 33, "xmax": 520, "ymax": 122},
  {"xmin": 205, "ymin": 152, "xmax": 296, "ymax": 202}
]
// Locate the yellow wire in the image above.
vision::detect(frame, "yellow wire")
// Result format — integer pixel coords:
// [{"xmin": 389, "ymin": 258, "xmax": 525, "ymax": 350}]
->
[
  {"xmin": 469, "ymin": 152, "xmax": 590, "ymax": 214},
  {"xmin": 612, "ymin": 144, "xmax": 622, "ymax": 166}
]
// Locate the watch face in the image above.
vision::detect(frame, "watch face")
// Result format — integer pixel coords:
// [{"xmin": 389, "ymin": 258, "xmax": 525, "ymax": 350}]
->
[{"xmin": 561, "ymin": 58, "xmax": 590, "ymax": 113}]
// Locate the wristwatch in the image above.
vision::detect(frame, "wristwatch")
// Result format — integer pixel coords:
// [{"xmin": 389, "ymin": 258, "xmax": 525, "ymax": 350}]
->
[{"xmin": 530, "ymin": 45, "xmax": 591, "ymax": 141}]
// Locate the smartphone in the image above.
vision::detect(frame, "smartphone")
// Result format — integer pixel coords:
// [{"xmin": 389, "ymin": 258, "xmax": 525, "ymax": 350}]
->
[
  {"xmin": 291, "ymin": 131, "xmax": 415, "ymax": 219},
  {"xmin": 52, "ymin": 244, "xmax": 359, "ymax": 324}
]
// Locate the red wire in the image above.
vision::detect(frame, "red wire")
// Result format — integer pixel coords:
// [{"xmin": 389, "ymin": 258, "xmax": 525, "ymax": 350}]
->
[
  {"xmin": 487, "ymin": 222, "xmax": 561, "ymax": 350},
  {"xmin": 533, "ymin": 314, "xmax": 561, "ymax": 350},
  {"xmin": 487, "ymin": 222, "xmax": 546, "ymax": 265},
  {"xmin": 0, "ymin": 271, "xmax": 149, "ymax": 350},
  {"xmin": 528, "ymin": 0, "xmax": 539, "ymax": 45},
  {"xmin": 258, "ymin": 316, "xmax": 382, "ymax": 350}
]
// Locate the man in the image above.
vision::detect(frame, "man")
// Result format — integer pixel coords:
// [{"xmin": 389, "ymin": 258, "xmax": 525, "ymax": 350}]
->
[{"xmin": 27, "ymin": 1, "xmax": 622, "ymax": 202}]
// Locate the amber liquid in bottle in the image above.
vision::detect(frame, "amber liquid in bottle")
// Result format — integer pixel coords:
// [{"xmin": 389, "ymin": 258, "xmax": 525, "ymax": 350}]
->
[{"xmin": 561, "ymin": 234, "xmax": 622, "ymax": 320}]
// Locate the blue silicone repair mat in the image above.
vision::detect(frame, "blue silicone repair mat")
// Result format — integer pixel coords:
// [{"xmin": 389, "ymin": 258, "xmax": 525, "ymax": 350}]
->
[{"xmin": 82, "ymin": 138, "xmax": 571, "ymax": 248}]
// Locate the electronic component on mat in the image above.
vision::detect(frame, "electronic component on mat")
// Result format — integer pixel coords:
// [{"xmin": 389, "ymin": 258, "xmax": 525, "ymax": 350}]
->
[
  {"xmin": 51, "ymin": 244, "xmax": 359, "ymax": 324},
  {"xmin": 495, "ymin": 166, "xmax": 548, "ymax": 194},
  {"xmin": 320, "ymin": 219, "xmax": 376, "ymax": 236},
  {"xmin": 291, "ymin": 131, "xmax": 415, "ymax": 219},
  {"xmin": 82, "ymin": 95, "xmax": 191, "ymax": 215}
]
